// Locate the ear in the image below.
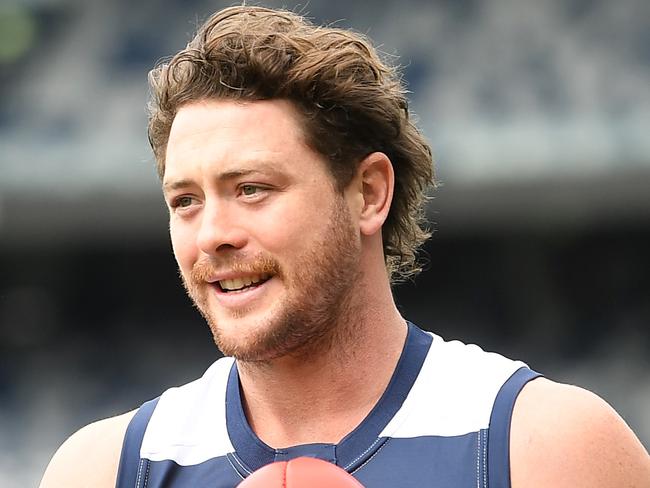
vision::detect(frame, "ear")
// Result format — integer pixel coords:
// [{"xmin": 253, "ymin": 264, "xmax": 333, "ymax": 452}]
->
[{"xmin": 355, "ymin": 152, "xmax": 394, "ymax": 237}]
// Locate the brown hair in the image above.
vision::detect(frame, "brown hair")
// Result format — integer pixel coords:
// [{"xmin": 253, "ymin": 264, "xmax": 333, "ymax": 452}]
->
[{"xmin": 148, "ymin": 5, "xmax": 435, "ymax": 282}]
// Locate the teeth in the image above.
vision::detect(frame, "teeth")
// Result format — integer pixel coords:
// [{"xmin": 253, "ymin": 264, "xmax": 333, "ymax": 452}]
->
[{"xmin": 219, "ymin": 274, "xmax": 269, "ymax": 291}]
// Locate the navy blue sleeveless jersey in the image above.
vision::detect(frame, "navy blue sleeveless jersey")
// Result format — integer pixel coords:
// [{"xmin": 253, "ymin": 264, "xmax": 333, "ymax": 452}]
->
[{"xmin": 116, "ymin": 323, "xmax": 540, "ymax": 487}]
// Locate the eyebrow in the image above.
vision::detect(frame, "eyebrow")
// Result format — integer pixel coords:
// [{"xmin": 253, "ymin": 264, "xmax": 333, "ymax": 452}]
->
[
  {"xmin": 162, "ymin": 162, "xmax": 282, "ymax": 194},
  {"xmin": 162, "ymin": 179, "xmax": 192, "ymax": 193}
]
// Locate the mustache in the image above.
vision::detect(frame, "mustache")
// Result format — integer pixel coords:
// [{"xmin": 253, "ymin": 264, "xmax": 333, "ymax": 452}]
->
[{"xmin": 189, "ymin": 254, "xmax": 281, "ymax": 283}]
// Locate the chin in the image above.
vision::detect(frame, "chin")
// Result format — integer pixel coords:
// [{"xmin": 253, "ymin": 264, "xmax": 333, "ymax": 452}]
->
[
  {"xmin": 210, "ymin": 310, "xmax": 326, "ymax": 363},
  {"xmin": 215, "ymin": 336, "xmax": 287, "ymax": 363},
  {"xmin": 207, "ymin": 313, "xmax": 282, "ymax": 361}
]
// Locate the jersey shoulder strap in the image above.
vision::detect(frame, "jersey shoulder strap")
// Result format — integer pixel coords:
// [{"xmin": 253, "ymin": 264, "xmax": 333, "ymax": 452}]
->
[
  {"xmin": 115, "ymin": 397, "xmax": 160, "ymax": 488},
  {"xmin": 487, "ymin": 367, "xmax": 541, "ymax": 487}
]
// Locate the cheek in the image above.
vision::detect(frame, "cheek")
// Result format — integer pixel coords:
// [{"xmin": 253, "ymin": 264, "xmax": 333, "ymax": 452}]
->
[
  {"xmin": 253, "ymin": 206, "xmax": 320, "ymax": 255},
  {"xmin": 170, "ymin": 221, "xmax": 198, "ymax": 272}
]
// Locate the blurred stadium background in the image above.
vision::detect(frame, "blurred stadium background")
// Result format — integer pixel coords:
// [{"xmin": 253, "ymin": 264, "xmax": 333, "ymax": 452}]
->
[{"xmin": 1, "ymin": 0, "xmax": 649, "ymax": 485}]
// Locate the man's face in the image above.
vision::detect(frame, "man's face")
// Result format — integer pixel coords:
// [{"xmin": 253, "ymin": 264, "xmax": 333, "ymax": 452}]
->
[{"xmin": 163, "ymin": 99, "xmax": 362, "ymax": 362}]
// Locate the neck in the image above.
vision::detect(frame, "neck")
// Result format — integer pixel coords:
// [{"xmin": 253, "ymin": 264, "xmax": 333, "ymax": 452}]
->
[{"xmin": 236, "ymin": 278, "xmax": 407, "ymax": 448}]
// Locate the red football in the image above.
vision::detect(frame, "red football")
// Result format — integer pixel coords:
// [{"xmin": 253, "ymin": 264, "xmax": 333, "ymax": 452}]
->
[{"xmin": 238, "ymin": 456, "xmax": 364, "ymax": 487}]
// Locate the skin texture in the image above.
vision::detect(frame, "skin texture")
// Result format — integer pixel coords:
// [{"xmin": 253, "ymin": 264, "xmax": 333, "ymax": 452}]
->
[{"xmin": 39, "ymin": 99, "xmax": 650, "ymax": 488}]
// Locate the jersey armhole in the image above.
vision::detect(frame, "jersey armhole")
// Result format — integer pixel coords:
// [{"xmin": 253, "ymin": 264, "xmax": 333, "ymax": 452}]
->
[
  {"xmin": 487, "ymin": 367, "xmax": 541, "ymax": 488},
  {"xmin": 115, "ymin": 397, "xmax": 160, "ymax": 488}
]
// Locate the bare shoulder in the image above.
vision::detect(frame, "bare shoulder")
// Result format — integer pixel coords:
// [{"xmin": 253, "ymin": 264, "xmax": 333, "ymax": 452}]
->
[
  {"xmin": 39, "ymin": 409, "xmax": 137, "ymax": 488},
  {"xmin": 510, "ymin": 377, "xmax": 650, "ymax": 488}
]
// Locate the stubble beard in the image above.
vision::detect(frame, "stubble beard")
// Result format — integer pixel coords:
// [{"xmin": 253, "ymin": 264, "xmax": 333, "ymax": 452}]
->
[{"xmin": 181, "ymin": 198, "xmax": 362, "ymax": 363}]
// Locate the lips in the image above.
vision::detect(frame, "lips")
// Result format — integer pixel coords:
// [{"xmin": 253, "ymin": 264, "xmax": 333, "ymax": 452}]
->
[
  {"xmin": 217, "ymin": 273, "xmax": 271, "ymax": 292},
  {"xmin": 206, "ymin": 271, "xmax": 276, "ymax": 310}
]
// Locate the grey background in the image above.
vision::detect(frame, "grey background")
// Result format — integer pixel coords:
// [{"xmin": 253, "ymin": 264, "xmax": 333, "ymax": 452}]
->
[{"xmin": 1, "ymin": 0, "xmax": 649, "ymax": 486}]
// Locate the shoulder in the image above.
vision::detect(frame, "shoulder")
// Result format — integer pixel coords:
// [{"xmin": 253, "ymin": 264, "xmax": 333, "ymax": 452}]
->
[
  {"xmin": 39, "ymin": 410, "xmax": 137, "ymax": 488},
  {"xmin": 510, "ymin": 377, "xmax": 650, "ymax": 488}
]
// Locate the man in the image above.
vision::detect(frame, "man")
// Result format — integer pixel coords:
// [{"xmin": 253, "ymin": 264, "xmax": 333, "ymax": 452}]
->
[{"xmin": 40, "ymin": 5, "xmax": 649, "ymax": 488}]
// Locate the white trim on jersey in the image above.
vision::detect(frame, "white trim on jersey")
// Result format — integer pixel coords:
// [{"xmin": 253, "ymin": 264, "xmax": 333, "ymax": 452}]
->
[
  {"xmin": 140, "ymin": 357, "xmax": 236, "ymax": 466},
  {"xmin": 380, "ymin": 332, "xmax": 526, "ymax": 439}
]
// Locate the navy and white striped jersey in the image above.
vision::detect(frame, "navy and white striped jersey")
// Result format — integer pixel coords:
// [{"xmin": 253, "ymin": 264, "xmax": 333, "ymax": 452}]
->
[{"xmin": 116, "ymin": 323, "xmax": 540, "ymax": 487}]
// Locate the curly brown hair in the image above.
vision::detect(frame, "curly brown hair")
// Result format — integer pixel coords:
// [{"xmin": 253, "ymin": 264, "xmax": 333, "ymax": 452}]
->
[{"xmin": 148, "ymin": 5, "xmax": 435, "ymax": 283}]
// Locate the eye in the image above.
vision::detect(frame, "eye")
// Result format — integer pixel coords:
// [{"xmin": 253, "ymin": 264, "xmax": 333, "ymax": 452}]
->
[
  {"xmin": 171, "ymin": 195, "xmax": 195, "ymax": 208},
  {"xmin": 240, "ymin": 184, "xmax": 260, "ymax": 196},
  {"xmin": 239, "ymin": 184, "xmax": 264, "ymax": 197}
]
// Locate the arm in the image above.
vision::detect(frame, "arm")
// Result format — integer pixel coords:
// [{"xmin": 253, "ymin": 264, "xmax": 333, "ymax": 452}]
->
[
  {"xmin": 39, "ymin": 410, "xmax": 136, "ymax": 488},
  {"xmin": 510, "ymin": 378, "xmax": 650, "ymax": 488}
]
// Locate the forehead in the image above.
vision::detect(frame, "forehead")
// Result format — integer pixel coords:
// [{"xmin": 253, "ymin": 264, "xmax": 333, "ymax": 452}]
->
[{"xmin": 165, "ymin": 99, "xmax": 319, "ymax": 176}]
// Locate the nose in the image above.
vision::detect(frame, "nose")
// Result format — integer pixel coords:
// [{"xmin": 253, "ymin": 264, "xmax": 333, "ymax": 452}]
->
[{"xmin": 196, "ymin": 200, "xmax": 248, "ymax": 255}]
